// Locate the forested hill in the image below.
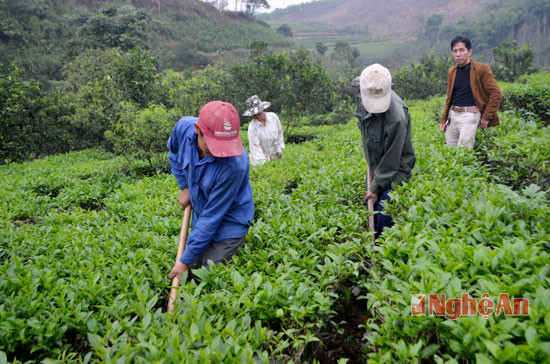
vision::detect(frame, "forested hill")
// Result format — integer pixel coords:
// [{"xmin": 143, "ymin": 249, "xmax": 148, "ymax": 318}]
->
[{"xmin": 0, "ymin": 0, "xmax": 292, "ymax": 83}]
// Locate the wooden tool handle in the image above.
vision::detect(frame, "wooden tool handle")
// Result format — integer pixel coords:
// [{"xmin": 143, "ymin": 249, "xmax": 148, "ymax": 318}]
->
[
  {"xmin": 167, "ymin": 205, "xmax": 192, "ymax": 313},
  {"xmin": 366, "ymin": 165, "xmax": 375, "ymax": 243}
]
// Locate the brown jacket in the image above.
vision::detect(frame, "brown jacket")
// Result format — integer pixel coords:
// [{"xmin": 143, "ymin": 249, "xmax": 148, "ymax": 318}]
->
[{"xmin": 440, "ymin": 60, "xmax": 503, "ymax": 127}]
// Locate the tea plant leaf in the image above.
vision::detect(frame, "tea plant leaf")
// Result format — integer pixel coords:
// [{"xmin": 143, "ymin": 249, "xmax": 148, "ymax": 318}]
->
[
  {"xmin": 484, "ymin": 340, "xmax": 500, "ymax": 358},
  {"xmin": 475, "ymin": 353, "xmax": 493, "ymax": 364},
  {"xmin": 87, "ymin": 333, "xmax": 102, "ymax": 349},
  {"xmin": 421, "ymin": 343, "xmax": 440, "ymax": 358},
  {"xmin": 525, "ymin": 326, "xmax": 537, "ymax": 347},
  {"xmin": 143, "ymin": 312, "xmax": 151, "ymax": 328}
]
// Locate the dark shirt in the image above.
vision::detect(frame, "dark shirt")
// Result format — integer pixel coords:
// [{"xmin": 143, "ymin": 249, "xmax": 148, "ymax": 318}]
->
[{"xmin": 450, "ymin": 63, "xmax": 476, "ymax": 107}]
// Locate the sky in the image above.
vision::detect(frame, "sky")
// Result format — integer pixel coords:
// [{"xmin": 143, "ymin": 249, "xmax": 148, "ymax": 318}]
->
[
  {"xmin": 261, "ymin": 0, "xmax": 313, "ymax": 11},
  {"xmin": 227, "ymin": 0, "xmax": 314, "ymax": 13}
]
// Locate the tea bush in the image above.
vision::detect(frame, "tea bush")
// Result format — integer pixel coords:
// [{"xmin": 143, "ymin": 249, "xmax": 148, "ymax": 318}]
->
[
  {"xmin": 475, "ymin": 110, "xmax": 550, "ymax": 191},
  {"xmin": 500, "ymin": 72, "xmax": 550, "ymax": 126}
]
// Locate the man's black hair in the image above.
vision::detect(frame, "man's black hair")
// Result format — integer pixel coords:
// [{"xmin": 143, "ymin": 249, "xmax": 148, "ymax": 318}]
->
[{"xmin": 451, "ymin": 36, "xmax": 471, "ymax": 50}]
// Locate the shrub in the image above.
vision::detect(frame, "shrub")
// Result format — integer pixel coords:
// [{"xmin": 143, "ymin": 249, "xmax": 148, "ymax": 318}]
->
[
  {"xmin": 0, "ymin": 64, "xmax": 44, "ymax": 163},
  {"xmin": 226, "ymin": 50, "xmax": 336, "ymax": 130},
  {"xmin": 491, "ymin": 40, "xmax": 539, "ymax": 82},
  {"xmin": 331, "ymin": 40, "xmax": 359, "ymax": 69},
  {"xmin": 112, "ymin": 47, "xmax": 160, "ymax": 107},
  {"xmin": 392, "ymin": 54, "xmax": 453, "ymax": 100},
  {"xmin": 0, "ymin": 64, "xmax": 74, "ymax": 163},
  {"xmin": 307, "ymin": 100, "xmax": 354, "ymax": 126},
  {"xmin": 105, "ymin": 103, "xmax": 181, "ymax": 174},
  {"xmin": 316, "ymin": 42, "xmax": 327, "ymax": 56},
  {"xmin": 63, "ymin": 47, "xmax": 161, "ymax": 150},
  {"xmin": 500, "ymin": 72, "xmax": 550, "ymax": 126},
  {"xmin": 78, "ymin": 4, "xmax": 150, "ymax": 51}
]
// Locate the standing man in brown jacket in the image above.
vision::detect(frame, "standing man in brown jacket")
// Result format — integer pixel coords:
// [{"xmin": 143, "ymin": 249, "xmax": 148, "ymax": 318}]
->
[{"xmin": 440, "ymin": 36, "xmax": 503, "ymax": 149}]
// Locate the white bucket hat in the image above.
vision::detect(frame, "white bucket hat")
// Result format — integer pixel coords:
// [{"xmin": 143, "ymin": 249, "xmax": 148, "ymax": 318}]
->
[
  {"xmin": 243, "ymin": 95, "xmax": 271, "ymax": 117},
  {"xmin": 360, "ymin": 64, "xmax": 392, "ymax": 113}
]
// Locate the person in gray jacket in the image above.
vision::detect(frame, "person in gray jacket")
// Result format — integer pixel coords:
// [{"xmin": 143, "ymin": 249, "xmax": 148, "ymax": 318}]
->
[{"xmin": 352, "ymin": 63, "xmax": 416, "ymax": 237}]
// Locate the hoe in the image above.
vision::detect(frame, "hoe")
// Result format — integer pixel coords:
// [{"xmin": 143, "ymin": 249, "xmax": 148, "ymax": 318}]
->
[
  {"xmin": 167, "ymin": 205, "xmax": 192, "ymax": 313},
  {"xmin": 367, "ymin": 165, "xmax": 376, "ymax": 245}
]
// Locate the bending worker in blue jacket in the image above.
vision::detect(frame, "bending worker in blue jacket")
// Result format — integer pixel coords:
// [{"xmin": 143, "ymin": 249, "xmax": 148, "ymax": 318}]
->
[{"xmin": 167, "ymin": 101, "xmax": 254, "ymax": 279}]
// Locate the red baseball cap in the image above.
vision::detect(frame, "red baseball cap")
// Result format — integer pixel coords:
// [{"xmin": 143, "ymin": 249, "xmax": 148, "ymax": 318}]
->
[{"xmin": 197, "ymin": 101, "xmax": 243, "ymax": 157}]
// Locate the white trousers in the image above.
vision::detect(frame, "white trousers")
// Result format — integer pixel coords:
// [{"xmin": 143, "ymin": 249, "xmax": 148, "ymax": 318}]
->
[{"xmin": 445, "ymin": 110, "xmax": 481, "ymax": 149}]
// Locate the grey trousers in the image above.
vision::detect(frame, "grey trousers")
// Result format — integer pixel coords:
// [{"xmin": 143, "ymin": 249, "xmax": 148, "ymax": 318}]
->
[
  {"xmin": 445, "ymin": 109, "xmax": 481, "ymax": 149},
  {"xmin": 192, "ymin": 236, "xmax": 246, "ymax": 269}
]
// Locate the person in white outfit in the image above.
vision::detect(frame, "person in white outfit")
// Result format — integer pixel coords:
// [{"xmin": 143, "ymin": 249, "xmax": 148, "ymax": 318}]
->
[{"xmin": 243, "ymin": 95, "xmax": 285, "ymax": 166}]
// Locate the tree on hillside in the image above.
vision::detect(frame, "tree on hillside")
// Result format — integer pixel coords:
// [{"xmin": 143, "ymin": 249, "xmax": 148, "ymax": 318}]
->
[
  {"xmin": 331, "ymin": 40, "xmax": 359, "ymax": 68},
  {"xmin": 249, "ymin": 40, "xmax": 269, "ymax": 58},
  {"xmin": 245, "ymin": 0, "xmax": 269, "ymax": 14},
  {"xmin": 0, "ymin": 63, "xmax": 44, "ymax": 162},
  {"xmin": 491, "ymin": 40, "xmax": 538, "ymax": 82},
  {"xmin": 112, "ymin": 47, "xmax": 159, "ymax": 106},
  {"xmin": 210, "ymin": 0, "xmax": 270, "ymax": 13},
  {"xmin": 211, "ymin": 0, "xmax": 229, "ymax": 11},
  {"xmin": 79, "ymin": 4, "xmax": 150, "ymax": 51},
  {"xmin": 276, "ymin": 24, "xmax": 293, "ymax": 37},
  {"xmin": 425, "ymin": 13, "xmax": 443, "ymax": 44},
  {"xmin": 0, "ymin": 63, "xmax": 75, "ymax": 163},
  {"xmin": 316, "ymin": 42, "xmax": 327, "ymax": 56}
]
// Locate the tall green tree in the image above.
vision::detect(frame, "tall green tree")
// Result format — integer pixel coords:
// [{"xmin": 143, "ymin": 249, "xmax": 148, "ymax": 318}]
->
[
  {"xmin": 112, "ymin": 47, "xmax": 159, "ymax": 106},
  {"xmin": 62, "ymin": 47, "xmax": 160, "ymax": 150},
  {"xmin": 0, "ymin": 64, "xmax": 43, "ymax": 162},
  {"xmin": 0, "ymin": 63, "xmax": 74, "ymax": 163}
]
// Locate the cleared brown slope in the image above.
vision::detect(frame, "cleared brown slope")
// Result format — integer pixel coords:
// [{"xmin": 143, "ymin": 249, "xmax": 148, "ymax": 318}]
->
[{"xmin": 277, "ymin": 0, "xmax": 497, "ymax": 36}]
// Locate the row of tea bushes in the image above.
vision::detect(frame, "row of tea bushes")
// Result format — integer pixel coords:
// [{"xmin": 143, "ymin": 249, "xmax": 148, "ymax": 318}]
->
[
  {"xmin": 500, "ymin": 72, "xmax": 550, "ymax": 126},
  {"xmin": 2, "ymin": 75, "xmax": 548, "ymax": 362},
  {"xmin": 360, "ymin": 98, "xmax": 550, "ymax": 363},
  {"xmin": 0, "ymin": 123, "xmax": 373, "ymax": 362}
]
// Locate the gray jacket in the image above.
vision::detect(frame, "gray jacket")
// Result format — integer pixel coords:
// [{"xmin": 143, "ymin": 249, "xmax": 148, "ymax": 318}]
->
[{"xmin": 352, "ymin": 78, "xmax": 416, "ymax": 194}]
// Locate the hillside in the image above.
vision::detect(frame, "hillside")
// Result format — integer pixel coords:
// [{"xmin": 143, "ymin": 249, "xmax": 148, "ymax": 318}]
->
[
  {"xmin": 0, "ymin": 0, "xmax": 293, "ymax": 83},
  {"xmin": 261, "ymin": 0, "xmax": 550, "ymax": 70},
  {"xmin": 264, "ymin": 0, "xmax": 497, "ymax": 37}
]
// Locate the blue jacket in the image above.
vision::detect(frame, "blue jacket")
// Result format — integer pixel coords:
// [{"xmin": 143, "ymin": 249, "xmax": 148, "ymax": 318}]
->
[{"xmin": 167, "ymin": 117, "xmax": 254, "ymax": 265}]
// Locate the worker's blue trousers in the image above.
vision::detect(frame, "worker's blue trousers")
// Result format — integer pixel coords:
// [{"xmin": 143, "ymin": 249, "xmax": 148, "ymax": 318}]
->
[{"xmin": 374, "ymin": 187, "xmax": 393, "ymax": 238}]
